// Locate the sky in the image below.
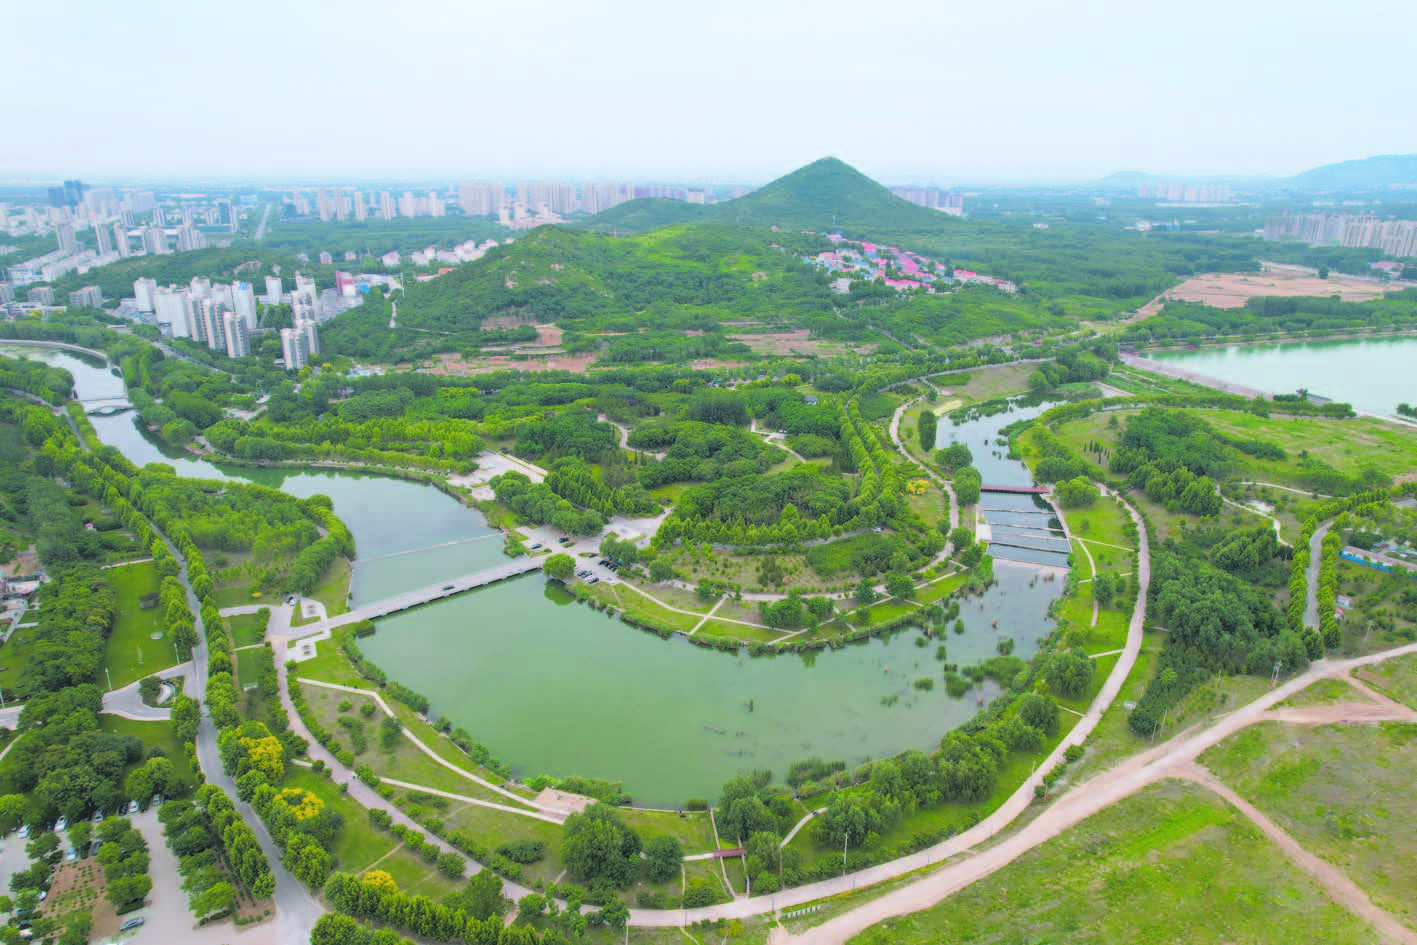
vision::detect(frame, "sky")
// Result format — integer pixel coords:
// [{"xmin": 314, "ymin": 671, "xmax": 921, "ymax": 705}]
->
[{"xmin": 8, "ymin": 0, "xmax": 1416, "ymax": 185}]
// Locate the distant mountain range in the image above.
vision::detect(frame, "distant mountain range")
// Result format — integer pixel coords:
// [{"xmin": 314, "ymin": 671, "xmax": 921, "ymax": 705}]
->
[
  {"xmin": 583, "ymin": 157, "xmax": 953, "ymax": 234},
  {"xmin": 1101, "ymin": 154, "xmax": 1417, "ymax": 192},
  {"xmin": 1284, "ymin": 154, "xmax": 1417, "ymax": 191}
]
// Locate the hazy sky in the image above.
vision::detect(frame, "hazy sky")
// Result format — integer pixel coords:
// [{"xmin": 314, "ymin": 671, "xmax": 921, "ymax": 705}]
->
[{"xmin": 9, "ymin": 0, "xmax": 1415, "ymax": 184}]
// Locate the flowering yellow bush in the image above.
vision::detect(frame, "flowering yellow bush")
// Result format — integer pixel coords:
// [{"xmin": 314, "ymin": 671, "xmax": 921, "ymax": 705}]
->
[
  {"xmin": 906, "ymin": 479, "xmax": 930, "ymax": 495},
  {"xmin": 275, "ymin": 788, "xmax": 324, "ymax": 821}
]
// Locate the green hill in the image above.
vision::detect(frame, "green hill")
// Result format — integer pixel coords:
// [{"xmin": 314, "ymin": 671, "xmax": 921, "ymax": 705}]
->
[
  {"xmin": 1286, "ymin": 154, "xmax": 1417, "ymax": 191},
  {"xmin": 583, "ymin": 157, "xmax": 952, "ymax": 235}
]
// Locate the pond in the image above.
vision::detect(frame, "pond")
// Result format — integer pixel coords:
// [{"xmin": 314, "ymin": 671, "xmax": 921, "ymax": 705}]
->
[
  {"xmin": 8, "ymin": 344, "xmax": 1063, "ymax": 804},
  {"xmin": 1148, "ymin": 336, "xmax": 1417, "ymax": 417}
]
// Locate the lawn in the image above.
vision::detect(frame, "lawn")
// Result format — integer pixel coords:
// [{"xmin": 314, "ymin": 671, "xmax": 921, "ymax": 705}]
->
[
  {"xmin": 1357, "ymin": 653, "xmax": 1417, "ymax": 710},
  {"xmin": 1201, "ymin": 720, "xmax": 1417, "ymax": 927},
  {"xmin": 102, "ymin": 561, "xmax": 177, "ymax": 689},
  {"xmin": 1278, "ymin": 677, "xmax": 1359, "ymax": 708},
  {"xmin": 292, "ymin": 633, "xmax": 368, "ymax": 688},
  {"xmin": 235, "ymin": 647, "xmax": 265, "ymax": 689},
  {"xmin": 228, "ymin": 611, "xmax": 270, "ymax": 648},
  {"xmin": 1206, "ymin": 413, "xmax": 1417, "ymax": 484},
  {"xmin": 848, "ymin": 779, "xmax": 1379, "ymax": 945},
  {"xmin": 97, "ymin": 715, "xmax": 195, "ymax": 794},
  {"xmin": 436, "ymin": 799, "xmax": 566, "ymax": 888},
  {"xmin": 308, "ymin": 557, "xmax": 352, "ymax": 617},
  {"xmin": 282, "ymin": 767, "xmax": 461, "ymax": 898}
]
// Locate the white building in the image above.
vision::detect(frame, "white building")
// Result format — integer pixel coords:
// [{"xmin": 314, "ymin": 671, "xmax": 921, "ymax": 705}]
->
[
  {"xmin": 280, "ymin": 326, "xmax": 310, "ymax": 370},
  {"xmin": 223, "ymin": 310, "xmax": 250, "ymax": 358},
  {"xmin": 68, "ymin": 286, "xmax": 102, "ymax": 308},
  {"xmin": 232, "ymin": 282, "xmax": 257, "ymax": 329},
  {"xmin": 112, "ymin": 222, "xmax": 130, "ymax": 257},
  {"xmin": 152, "ymin": 287, "xmax": 194, "ymax": 339},
  {"xmin": 143, "ymin": 225, "xmax": 170, "ymax": 255},
  {"xmin": 194, "ymin": 299, "xmax": 227, "ymax": 352},
  {"xmin": 265, "ymin": 275, "xmax": 283, "ymax": 306},
  {"xmin": 190, "ymin": 277, "xmax": 211, "ymax": 299},
  {"xmin": 133, "ymin": 277, "xmax": 158, "ymax": 312}
]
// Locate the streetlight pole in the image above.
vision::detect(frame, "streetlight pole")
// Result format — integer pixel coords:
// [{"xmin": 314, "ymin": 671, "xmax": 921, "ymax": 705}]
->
[{"xmin": 105, "ymin": 667, "xmax": 113, "ymax": 691}]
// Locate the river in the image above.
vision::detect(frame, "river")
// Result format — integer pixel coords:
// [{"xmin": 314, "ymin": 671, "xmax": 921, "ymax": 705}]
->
[
  {"xmin": 937, "ymin": 395, "xmax": 1072, "ymax": 568},
  {"xmin": 7, "ymin": 344, "xmax": 1063, "ymax": 805},
  {"xmin": 1148, "ymin": 336, "xmax": 1417, "ymax": 417}
]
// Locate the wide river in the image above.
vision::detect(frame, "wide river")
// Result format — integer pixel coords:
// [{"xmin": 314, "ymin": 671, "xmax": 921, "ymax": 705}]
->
[
  {"xmin": 9, "ymin": 345, "xmax": 1062, "ymax": 805},
  {"xmin": 1149, "ymin": 335, "xmax": 1417, "ymax": 417}
]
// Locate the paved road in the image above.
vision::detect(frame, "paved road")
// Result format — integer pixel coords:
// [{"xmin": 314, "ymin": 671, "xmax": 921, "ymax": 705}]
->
[
  {"xmin": 1304, "ymin": 520, "xmax": 1332, "ymax": 630},
  {"xmin": 790, "ymin": 638, "xmax": 1417, "ymax": 944},
  {"xmin": 103, "ymin": 661, "xmax": 195, "ymax": 720},
  {"xmin": 253, "ymin": 203, "xmax": 272, "ymax": 240}
]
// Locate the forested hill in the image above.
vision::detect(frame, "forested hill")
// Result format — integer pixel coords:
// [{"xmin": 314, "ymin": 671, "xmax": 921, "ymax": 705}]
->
[
  {"xmin": 581, "ymin": 157, "xmax": 947, "ymax": 235},
  {"xmin": 1285, "ymin": 153, "xmax": 1417, "ymax": 191},
  {"xmin": 319, "ymin": 224, "xmax": 842, "ymax": 360}
]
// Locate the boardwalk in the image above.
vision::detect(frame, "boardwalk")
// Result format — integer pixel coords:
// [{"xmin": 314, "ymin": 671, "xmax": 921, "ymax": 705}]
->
[
  {"xmin": 980, "ymin": 484, "xmax": 1047, "ymax": 495},
  {"xmin": 287, "ymin": 557, "xmax": 543, "ymax": 637}
]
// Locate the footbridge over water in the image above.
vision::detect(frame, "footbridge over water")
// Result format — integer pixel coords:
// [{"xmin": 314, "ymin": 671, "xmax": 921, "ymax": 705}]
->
[{"xmin": 293, "ymin": 557, "xmax": 545, "ymax": 636}]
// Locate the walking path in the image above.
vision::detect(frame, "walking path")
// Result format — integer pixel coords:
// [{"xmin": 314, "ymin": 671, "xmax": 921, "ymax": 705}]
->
[
  {"xmin": 788, "ymin": 644, "xmax": 1417, "ymax": 944},
  {"xmin": 628, "ymin": 490, "xmax": 1153, "ymax": 928},
  {"xmin": 779, "ymin": 807, "xmax": 827, "ymax": 848},
  {"xmin": 888, "ymin": 386, "xmax": 959, "ymax": 533},
  {"xmin": 1177, "ymin": 762, "xmax": 1417, "ymax": 945},
  {"xmin": 378, "ymin": 778, "xmax": 566, "ymax": 825},
  {"xmin": 688, "ymin": 597, "xmax": 726, "ymax": 635},
  {"xmin": 294, "ymin": 677, "xmax": 559, "ymax": 816}
]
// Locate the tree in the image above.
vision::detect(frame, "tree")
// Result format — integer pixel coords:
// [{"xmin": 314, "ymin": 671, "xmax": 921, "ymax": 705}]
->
[
  {"xmin": 0, "ymin": 795, "xmax": 28, "ymax": 835},
  {"xmin": 542, "ymin": 553, "xmax": 574, "ymax": 582},
  {"xmin": 953, "ymin": 466, "xmax": 982, "ymax": 506},
  {"xmin": 854, "ymin": 579, "xmax": 879, "ymax": 606},
  {"xmin": 193, "ymin": 881, "xmax": 235, "ymax": 920},
  {"xmin": 884, "ymin": 571, "xmax": 914, "ymax": 600},
  {"xmin": 137, "ymin": 676, "xmax": 162, "ymax": 705},
  {"xmin": 462, "ymin": 868, "xmax": 505, "ymax": 919},
  {"xmin": 1016, "ymin": 692, "xmax": 1060, "ymax": 736},
  {"xmin": 643, "ymin": 835, "xmax": 682, "ymax": 883},
  {"xmin": 648, "ymin": 558, "xmax": 675, "ymax": 582},
  {"xmin": 436, "ymin": 851, "xmax": 464, "ymax": 880},
  {"xmin": 1092, "ymin": 572, "xmax": 1117, "ymax": 606}
]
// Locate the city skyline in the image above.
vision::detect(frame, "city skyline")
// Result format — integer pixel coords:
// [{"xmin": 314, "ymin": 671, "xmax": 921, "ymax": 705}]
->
[{"xmin": 8, "ymin": 0, "xmax": 1416, "ymax": 184}]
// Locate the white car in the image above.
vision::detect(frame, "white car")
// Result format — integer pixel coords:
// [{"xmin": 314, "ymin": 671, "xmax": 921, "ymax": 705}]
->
[
  {"xmin": 16, "ymin": 825, "xmax": 28, "ymax": 839},
  {"xmin": 54, "ymin": 816, "xmax": 67, "ymax": 832},
  {"xmin": 126, "ymin": 800, "xmax": 139, "ymax": 815}
]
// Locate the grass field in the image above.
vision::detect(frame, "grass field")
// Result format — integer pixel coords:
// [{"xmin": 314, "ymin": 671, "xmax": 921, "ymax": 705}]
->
[
  {"xmin": 1202, "ymin": 720, "xmax": 1417, "ymax": 927},
  {"xmin": 235, "ymin": 647, "xmax": 265, "ymax": 689},
  {"xmin": 848, "ymin": 779, "xmax": 1380, "ymax": 945},
  {"xmin": 1279, "ymin": 677, "xmax": 1361, "ymax": 708},
  {"xmin": 97, "ymin": 715, "xmax": 195, "ymax": 793},
  {"xmin": 102, "ymin": 561, "xmax": 176, "ymax": 689},
  {"xmin": 228, "ymin": 611, "xmax": 270, "ymax": 648},
  {"xmin": 1206, "ymin": 413, "xmax": 1417, "ymax": 484},
  {"xmin": 1357, "ymin": 653, "xmax": 1417, "ymax": 710},
  {"xmin": 281, "ymin": 767, "xmax": 462, "ymax": 899}
]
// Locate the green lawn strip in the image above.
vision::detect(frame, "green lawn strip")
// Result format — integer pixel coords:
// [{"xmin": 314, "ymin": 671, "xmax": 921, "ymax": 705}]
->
[
  {"xmin": 282, "ymin": 767, "xmax": 397, "ymax": 872},
  {"xmin": 1201, "ymin": 721, "xmax": 1417, "ymax": 927},
  {"xmin": 213, "ymin": 584, "xmax": 259, "ymax": 609},
  {"xmin": 618, "ymin": 809, "xmax": 717, "ymax": 855},
  {"xmin": 438, "ymin": 801, "xmax": 565, "ymax": 888},
  {"xmin": 304, "ymin": 684, "xmax": 509, "ymax": 805},
  {"xmin": 912, "ymin": 572, "xmax": 967, "ymax": 605},
  {"xmin": 235, "ymin": 647, "xmax": 265, "ymax": 688},
  {"xmin": 102, "ymin": 561, "xmax": 176, "ymax": 689},
  {"xmin": 1069, "ymin": 632, "xmax": 1160, "ymax": 782},
  {"xmin": 227, "ymin": 611, "xmax": 269, "ymax": 648},
  {"xmin": 847, "ymin": 779, "xmax": 1377, "ymax": 945},
  {"xmin": 308, "ymin": 556, "xmax": 352, "ymax": 617},
  {"xmin": 97, "ymin": 715, "xmax": 195, "ymax": 793},
  {"xmin": 1277, "ymin": 678, "xmax": 1362, "ymax": 709},
  {"xmin": 1207, "ymin": 413, "xmax": 1417, "ymax": 482},
  {"xmin": 373, "ymin": 851, "xmax": 464, "ymax": 901},
  {"xmin": 582, "ymin": 581, "xmax": 703, "ymax": 634},
  {"xmin": 0, "ymin": 623, "xmax": 38, "ymax": 697},
  {"xmin": 1356, "ymin": 653, "xmax": 1417, "ymax": 709},
  {"xmin": 696, "ymin": 620, "xmax": 781, "ymax": 644},
  {"xmin": 292, "ymin": 636, "xmax": 368, "ymax": 688}
]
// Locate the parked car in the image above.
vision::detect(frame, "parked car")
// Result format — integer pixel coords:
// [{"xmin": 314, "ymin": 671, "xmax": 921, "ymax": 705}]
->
[
  {"xmin": 16, "ymin": 825, "xmax": 28, "ymax": 839},
  {"xmin": 91, "ymin": 810, "xmax": 103, "ymax": 824},
  {"xmin": 151, "ymin": 794, "xmax": 162, "ymax": 809},
  {"xmin": 286, "ymin": 595, "xmax": 296, "ymax": 605},
  {"xmin": 441, "ymin": 584, "xmax": 455, "ymax": 591},
  {"xmin": 119, "ymin": 917, "xmax": 145, "ymax": 931},
  {"xmin": 54, "ymin": 816, "xmax": 66, "ymax": 832},
  {"xmin": 528, "ymin": 542, "xmax": 542, "ymax": 550},
  {"xmin": 89, "ymin": 841, "xmax": 101, "ymax": 856},
  {"xmin": 64, "ymin": 848, "xmax": 77, "ymax": 862},
  {"xmin": 126, "ymin": 800, "xmax": 139, "ymax": 815}
]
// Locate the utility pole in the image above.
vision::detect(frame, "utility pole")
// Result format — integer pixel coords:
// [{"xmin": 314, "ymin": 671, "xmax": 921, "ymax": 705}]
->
[
  {"xmin": 842, "ymin": 832, "xmax": 849, "ymax": 877},
  {"xmin": 105, "ymin": 667, "xmax": 113, "ymax": 691}
]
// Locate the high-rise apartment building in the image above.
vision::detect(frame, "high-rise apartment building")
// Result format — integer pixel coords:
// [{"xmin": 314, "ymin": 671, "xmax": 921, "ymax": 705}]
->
[
  {"xmin": 223, "ymin": 310, "xmax": 251, "ymax": 358},
  {"xmin": 56, "ymin": 223, "xmax": 78, "ymax": 256},
  {"xmin": 133, "ymin": 278, "xmax": 158, "ymax": 312},
  {"xmin": 152, "ymin": 287, "xmax": 194, "ymax": 339},
  {"xmin": 194, "ymin": 299, "xmax": 228, "ymax": 352},
  {"xmin": 68, "ymin": 286, "xmax": 102, "ymax": 308},
  {"xmin": 281, "ymin": 326, "xmax": 310, "ymax": 370},
  {"xmin": 175, "ymin": 225, "xmax": 207, "ymax": 252},
  {"xmin": 112, "ymin": 222, "xmax": 130, "ymax": 257},
  {"xmin": 190, "ymin": 277, "xmax": 211, "ymax": 299},
  {"xmin": 317, "ymin": 188, "xmax": 332, "ymax": 222},
  {"xmin": 27, "ymin": 286, "xmax": 55, "ymax": 305},
  {"xmin": 143, "ymin": 225, "xmax": 170, "ymax": 255},
  {"xmin": 265, "ymin": 275, "xmax": 283, "ymax": 306},
  {"xmin": 233, "ymin": 282, "xmax": 258, "ymax": 329},
  {"xmin": 379, "ymin": 192, "xmax": 394, "ymax": 220},
  {"xmin": 353, "ymin": 191, "xmax": 367, "ymax": 221}
]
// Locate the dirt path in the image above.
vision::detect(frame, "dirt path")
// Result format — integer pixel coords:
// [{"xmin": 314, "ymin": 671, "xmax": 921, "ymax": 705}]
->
[
  {"xmin": 1177, "ymin": 762, "xmax": 1417, "ymax": 945},
  {"xmin": 787, "ymin": 641, "xmax": 1417, "ymax": 943}
]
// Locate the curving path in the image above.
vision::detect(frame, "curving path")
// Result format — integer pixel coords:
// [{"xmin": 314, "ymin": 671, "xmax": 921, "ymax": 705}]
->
[
  {"xmin": 790, "ymin": 641, "xmax": 1417, "ymax": 944},
  {"xmin": 626, "ymin": 488, "xmax": 1152, "ymax": 928},
  {"xmin": 887, "ymin": 382, "xmax": 958, "ymax": 533}
]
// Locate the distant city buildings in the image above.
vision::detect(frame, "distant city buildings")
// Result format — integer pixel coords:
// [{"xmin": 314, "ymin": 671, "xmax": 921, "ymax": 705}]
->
[
  {"xmin": 280, "ymin": 319, "xmax": 320, "ymax": 370},
  {"xmin": 1264, "ymin": 213, "xmax": 1417, "ymax": 258},
  {"xmin": 890, "ymin": 187, "xmax": 965, "ymax": 216},
  {"xmin": 1138, "ymin": 182, "xmax": 1233, "ymax": 203},
  {"xmin": 67, "ymin": 285, "xmax": 102, "ymax": 308}
]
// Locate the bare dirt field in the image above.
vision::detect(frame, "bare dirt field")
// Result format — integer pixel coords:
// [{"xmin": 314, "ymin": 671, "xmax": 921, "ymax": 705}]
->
[
  {"xmin": 728, "ymin": 329, "xmax": 875, "ymax": 357},
  {"xmin": 417, "ymin": 351, "xmax": 598, "ymax": 376},
  {"xmin": 1153, "ymin": 266, "xmax": 1390, "ymax": 310}
]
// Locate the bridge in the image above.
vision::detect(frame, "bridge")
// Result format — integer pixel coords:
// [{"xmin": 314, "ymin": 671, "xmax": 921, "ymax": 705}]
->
[
  {"xmin": 980, "ymin": 485, "xmax": 1048, "ymax": 495},
  {"xmin": 87, "ymin": 402, "xmax": 133, "ymax": 416},
  {"xmin": 989, "ymin": 538, "xmax": 1073, "ymax": 554},
  {"xmin": 293, "ymin": 557, "xmax": 545, "ymax": 635}
]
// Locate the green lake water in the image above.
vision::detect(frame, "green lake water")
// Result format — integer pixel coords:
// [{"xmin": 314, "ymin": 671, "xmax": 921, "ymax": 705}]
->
[
  {"xmin": 1149, "ymin": 336, "xmax": 1417, "ymax": 416},
  {"xmin": 11, "ymin": 344, "xmax": 1063, "ymax": 805}
]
